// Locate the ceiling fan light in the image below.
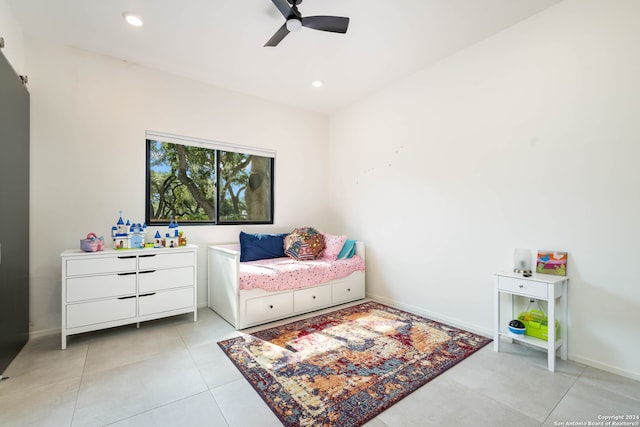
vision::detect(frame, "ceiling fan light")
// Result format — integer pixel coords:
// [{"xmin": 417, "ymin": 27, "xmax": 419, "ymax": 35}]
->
[
  {"xmin": 286, "ymin": 18, "xmax": 302, "ymax": 32},
  {"xmin": 123, "ymin": 12, "xmax": 144, "ymax": 27}
]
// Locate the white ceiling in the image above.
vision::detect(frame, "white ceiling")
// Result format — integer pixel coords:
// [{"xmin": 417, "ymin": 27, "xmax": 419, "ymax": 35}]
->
[{"xmin": 7, "ymin": 0, "xmax": 562, "ymax": 114}]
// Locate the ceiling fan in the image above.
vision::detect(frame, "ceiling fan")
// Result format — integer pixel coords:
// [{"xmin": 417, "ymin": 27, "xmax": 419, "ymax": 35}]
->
[{"xmin": 265, "ymin": 0, "xmax": 350, "ymax": 47}]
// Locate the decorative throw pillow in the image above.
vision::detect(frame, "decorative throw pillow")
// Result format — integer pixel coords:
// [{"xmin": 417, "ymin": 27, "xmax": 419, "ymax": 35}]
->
[
  {"xmin": 320, "ymin": 233, "xmax": 347, "ymax": 260},
  {"xmin": 239, "ymin": 231, "xmax": 288, "ymax": 262},
  {"xmin": 284, "ymin": 227, "xmax": 325, "ymax": 261},
  {"xmin": 337, "ymin": 239, "xmax": 357, "ymax": 259}
]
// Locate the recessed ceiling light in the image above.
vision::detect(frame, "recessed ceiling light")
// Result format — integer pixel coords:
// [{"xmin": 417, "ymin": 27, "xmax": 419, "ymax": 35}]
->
[
  {"xmin": 123, "ymin": 12, "xmax": 144, "ymax": 27},
  {"xmin": 312, "ymin": 80, "xmax": 323, "ymax": 88}
]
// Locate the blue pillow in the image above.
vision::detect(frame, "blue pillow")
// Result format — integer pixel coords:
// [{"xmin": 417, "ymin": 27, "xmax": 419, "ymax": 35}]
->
[
  {"xmin": 239, "ymin": 232, "xmax": 287, "ymax": 262},
  {"xmin": 337, "ymin": 239, "xmax": 357, "ymax": 259}
]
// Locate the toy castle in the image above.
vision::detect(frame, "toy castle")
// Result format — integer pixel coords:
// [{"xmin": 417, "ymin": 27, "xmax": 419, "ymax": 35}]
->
[
  {"xmin": 159, "ymin": 219, "xmax": 184, "ymax": 248},
  {"xmin": 111, "ymin": 211, "xmax": 146, "ymax": 249},
  {"xmin": 112, "ymin": 212, "xmax": 186, "ymax": 249}
]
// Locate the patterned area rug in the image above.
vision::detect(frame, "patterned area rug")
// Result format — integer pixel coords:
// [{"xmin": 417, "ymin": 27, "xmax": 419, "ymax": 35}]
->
[{"xmin": 218, "ymin": 301, "xmax": 491, "ymax": 427}]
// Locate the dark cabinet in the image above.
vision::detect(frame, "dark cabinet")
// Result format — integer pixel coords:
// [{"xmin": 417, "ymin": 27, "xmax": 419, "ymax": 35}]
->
[{"xmin": 0, "ymin": 48, "xmax": 30, "ymax": 374}]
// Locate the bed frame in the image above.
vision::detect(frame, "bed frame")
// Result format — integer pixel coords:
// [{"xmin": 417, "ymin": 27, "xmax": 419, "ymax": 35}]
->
[{"xmin": 207, "ymin": 242, "xmax": 365, "ymax": 329}]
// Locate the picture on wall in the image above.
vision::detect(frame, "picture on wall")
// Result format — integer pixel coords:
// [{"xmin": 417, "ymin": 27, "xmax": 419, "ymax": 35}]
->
[{"xmin": 536, "ymin": 250, "xmax": 567, "ymax": 276}]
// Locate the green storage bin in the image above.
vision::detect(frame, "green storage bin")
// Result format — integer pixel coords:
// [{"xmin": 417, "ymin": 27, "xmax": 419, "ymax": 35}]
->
[{"xmin": 517, "ymin": 309, "xmax": 560, "ymax": 341}]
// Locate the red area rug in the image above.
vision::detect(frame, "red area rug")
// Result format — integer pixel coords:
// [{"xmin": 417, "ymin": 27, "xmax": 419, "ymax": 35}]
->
[{"xmin": 218, "ymin": 301, "xmax": 491, "ymax": 427}]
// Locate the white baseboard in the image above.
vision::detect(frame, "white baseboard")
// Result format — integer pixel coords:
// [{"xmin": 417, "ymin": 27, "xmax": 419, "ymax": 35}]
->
[
  {"xmin": 569, "ymin": 353, "xmax": 640, "ymax": 382},
  {"xmin": 367, "ymin": 292, "xmax": 640, "ymax": 382},
  {"xmin": 366, "ymin": 292, "xmax": 493, "ymax": 338},
  {"xmin": 29, "ymin": 327, "xmax": 59, "ymax": 340}
]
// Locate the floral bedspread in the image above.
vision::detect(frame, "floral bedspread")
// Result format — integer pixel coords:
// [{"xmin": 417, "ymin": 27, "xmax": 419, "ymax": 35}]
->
[{"xmin": 239, "ymin": 256, "xmax": 365, "ymax": 292}]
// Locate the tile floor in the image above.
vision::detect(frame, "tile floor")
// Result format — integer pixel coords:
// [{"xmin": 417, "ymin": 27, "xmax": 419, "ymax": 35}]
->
[{"xmin": 1, "ymin": 302, "xmax": 639, "ymax": 427}]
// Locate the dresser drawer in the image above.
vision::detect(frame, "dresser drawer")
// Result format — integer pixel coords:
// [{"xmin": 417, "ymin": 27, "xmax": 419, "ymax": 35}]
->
[
  {"xmin": 333, "ymin": 278, "xmax": 365, "ymax": 303},
  {"xmin": 138, "ymin": 252, "xmax": 194, "ymax": 270},
  {"xmin": 498, "ymin": 276, "xmax": 547, "ymax": 299},
  {"xmin": 66, "ymin": 297, "xmax": 136, "ymax": 328},
  {"xmin": 66, "ymin": 273, "xmax": 136, "ymax": 302},
  {"xmin": 138, "ymin": 267, "xmax": 194, "ymax": 293},
  {"xmin": 138, "ymin": 287, "xmax": 194, "ymax": 316},
  {"xmin": 294, "ymin": 284, "xmax": 332, "ymax": 313},
  {"xmin": 65, "ymin": 256, "xmax": 136, "ymax": 276},
  {"xmin": 245, "ymin": 293, "xmax": 293, "ymax": 325}
]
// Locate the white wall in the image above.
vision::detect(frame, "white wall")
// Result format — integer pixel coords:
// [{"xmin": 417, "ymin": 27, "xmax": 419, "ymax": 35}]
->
[
  {"xmin": 328, "ymin": 0, "xmax": 640, "ymax": 380},
  {"xmin": 25, "ymin": 37, "xmax": 329, "ymax": 335},
  {"xmin": 0, "ymin": 0, "xmax": 24, "ymax": 73}
]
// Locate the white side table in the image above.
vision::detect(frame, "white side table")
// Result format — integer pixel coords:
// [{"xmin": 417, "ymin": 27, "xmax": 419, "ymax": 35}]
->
[{"xmin": 493, "ymin": 271, "xmax": 568, "ymax": 372}]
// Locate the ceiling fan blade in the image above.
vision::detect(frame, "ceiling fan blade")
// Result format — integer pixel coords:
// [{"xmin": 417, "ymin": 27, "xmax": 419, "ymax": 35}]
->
[
  {"xmin": 264, "ymin": 23, "xmax": 290, "ymax": 47},
  {"xmin": 301, "ymin": 16, "xmax": 349, "ymax": 33},
  {"xmin": 271, "ymin": 0, "xmax": 293, "ymax": 19}
]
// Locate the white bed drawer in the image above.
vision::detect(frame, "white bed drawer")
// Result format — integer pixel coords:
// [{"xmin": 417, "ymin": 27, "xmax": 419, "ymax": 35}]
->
[
  {"xmin": 497, "ymin": 276, "xmax": 547, "ymax": 299},
  {"xmin": 66, "ymin": 273, "xmax": 136, "ymax": 302},
  {"xmin": 294, "ymin": 284, "xmax": 332, "ymax": 313},
  {"xmin": 138, "ymin": 267, "xmax": 194, "ymax": 292},
  {"xmin": 333, "ymin": 278, "xmax": 365, "ymax": 303},
  {"xmin": 245, "ymin": 293, "xmax": 293, "ymax": 326},
  {"xmin": 66, "ymin": 297, "xmax": 136, "ymax": 329}
]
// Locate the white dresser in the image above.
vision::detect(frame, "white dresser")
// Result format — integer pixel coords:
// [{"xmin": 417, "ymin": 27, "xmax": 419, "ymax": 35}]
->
[{"xmin": 60, "ymin": 245, "xmax": 197, "ymax": 349}]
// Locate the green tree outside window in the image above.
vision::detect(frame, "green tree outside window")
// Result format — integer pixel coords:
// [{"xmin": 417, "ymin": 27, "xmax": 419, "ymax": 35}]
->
[{"xmin": 146, "ymin": 139, "xmax": 274, "ymax": 225}]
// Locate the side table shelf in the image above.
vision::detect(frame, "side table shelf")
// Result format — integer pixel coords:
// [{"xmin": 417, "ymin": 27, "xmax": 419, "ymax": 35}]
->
[{"xmin": 493, "ymin": 271, "xmax": 568, "ymax": 372}]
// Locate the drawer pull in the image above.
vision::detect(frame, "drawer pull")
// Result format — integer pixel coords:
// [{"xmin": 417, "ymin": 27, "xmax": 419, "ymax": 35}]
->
[
  {"xmin": 269, "ymin": 305, "xmax": 274, "ymax": 309},
  {"xmin": 312, "ymin": 296, "xmax": 316, "ymax": 299},
  {"xmin": 117, "ymin": 255, "xmax": 136, "ymax": 259},
  {"xmin": 347, "ymin": 288, "xmax": 351, "ymax": 292},
  {"xmin": 117, "ymin": 272, "xmax": 136, "ymax": 276},
  {"xmin": 519, "ymin": 284, "xmax": 524, "ymax": 288},
  {"xmin": 117, "ymin": 295, "xmax": 136, "ymax": 300},
  {"xmin": 139, "ymin": 292, "xmax": 156, "ymax": 298},
  {"xmin": 139, "ymin": 254, "xmax": 156, "ymax": 258},
  {"xmin": 139, "ymin": 270, "xmax": 156, "ymax": 274}
]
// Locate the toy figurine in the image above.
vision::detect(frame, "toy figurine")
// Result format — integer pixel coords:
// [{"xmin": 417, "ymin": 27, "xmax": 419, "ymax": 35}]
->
[{"xmin": 154, "ymin": 230, "xmax": 163, "ymax": 248}]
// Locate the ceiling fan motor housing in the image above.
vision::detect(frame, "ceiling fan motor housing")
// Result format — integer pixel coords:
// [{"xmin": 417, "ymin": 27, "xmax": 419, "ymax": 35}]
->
[{"xmin": 286, "ymin": 18, "xmax": 302, "ymax": 32}]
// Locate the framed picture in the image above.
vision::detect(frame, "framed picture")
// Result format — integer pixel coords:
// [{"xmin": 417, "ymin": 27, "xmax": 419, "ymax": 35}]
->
[{"xmin": 536, "ymin": 250, "xmax": 567, "ymax": 276}]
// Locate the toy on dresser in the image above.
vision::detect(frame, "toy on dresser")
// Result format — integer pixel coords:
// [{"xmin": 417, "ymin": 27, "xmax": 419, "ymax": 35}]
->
[
  {"xmin": 111, "ymin": 211, "xmax": 187, "ymax": 249},
  {"xmin": 153, "ymin": 220, "xmax": 187, "ymax": 248},
  {"xmin": 111, "ymin": 211, "xmax": 147, "ymax": 249},
  {"xmin": 80, "ymin": 232, "xmax": 104, "ymax": 252}
]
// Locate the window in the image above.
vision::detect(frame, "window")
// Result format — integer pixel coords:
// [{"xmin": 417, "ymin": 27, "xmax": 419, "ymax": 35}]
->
[{"xmin": 145, "ymin": 131, "xmax": 275, "ymax": 225}]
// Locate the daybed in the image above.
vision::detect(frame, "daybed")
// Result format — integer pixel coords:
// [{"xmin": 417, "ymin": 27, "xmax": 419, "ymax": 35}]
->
[{"xmin": 207, "ymin": 236, "xmax": 365, "ymax": 329}]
